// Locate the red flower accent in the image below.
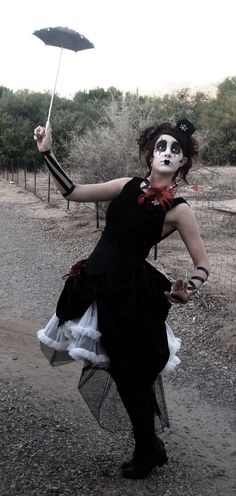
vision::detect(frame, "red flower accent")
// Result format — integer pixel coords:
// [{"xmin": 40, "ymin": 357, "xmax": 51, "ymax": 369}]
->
[
  {"xmin": 69, "ymin": 259, "xmax": 87, "ymax": 277},
  {"xmin": 138, "ymin": 184, "xmax": 177, "ymax": 209},
  {"xmin": 191, "ymin": 184, "xmax": 199, "ymax": 191}
]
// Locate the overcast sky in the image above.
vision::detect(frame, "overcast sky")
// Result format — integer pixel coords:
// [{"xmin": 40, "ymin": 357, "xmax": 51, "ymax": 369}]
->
[{"xmin": 1, "ymin": 0, "xmax": 235, "ymax": 98}]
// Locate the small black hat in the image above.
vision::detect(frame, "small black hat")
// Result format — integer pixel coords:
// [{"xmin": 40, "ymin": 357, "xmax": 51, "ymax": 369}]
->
[{"xmin": 176, "ymin": 119, "xmax": 196, "ymax": 138}]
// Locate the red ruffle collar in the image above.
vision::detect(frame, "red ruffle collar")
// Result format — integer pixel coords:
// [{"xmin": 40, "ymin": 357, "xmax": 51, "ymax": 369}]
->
[{"xmin": 138, "ymin": 180, "xmax": 177, "ymax": 209}]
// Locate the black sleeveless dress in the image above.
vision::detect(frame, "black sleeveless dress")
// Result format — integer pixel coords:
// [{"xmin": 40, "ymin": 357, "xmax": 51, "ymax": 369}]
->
[{"xmin": 56, "ymin": 177, "xmax": 187, "ymax": 389}]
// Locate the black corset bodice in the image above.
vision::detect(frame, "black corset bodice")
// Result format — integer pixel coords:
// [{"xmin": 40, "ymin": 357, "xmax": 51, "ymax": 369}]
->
[{"xmin": 86, "ymin": 177, "xmax": 185, "ymax": 275}]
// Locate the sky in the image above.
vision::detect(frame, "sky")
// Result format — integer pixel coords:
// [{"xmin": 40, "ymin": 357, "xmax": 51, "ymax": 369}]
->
[{"xmin": 1, "ymin": 0, "xmax": 235, "ymax": 99}]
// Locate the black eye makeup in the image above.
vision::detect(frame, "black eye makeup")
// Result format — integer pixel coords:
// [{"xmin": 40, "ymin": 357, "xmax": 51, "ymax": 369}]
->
[
  {"xmin": 155, "ymin": 139, "xmax": 182, "ymax": 155},
  {"xmin": 155, "ymin": 140, "xmax": 166, "ymax": 152},
  {"xmin": 171, "ymin": 142, "xmax": 181, "ymax": 154}
]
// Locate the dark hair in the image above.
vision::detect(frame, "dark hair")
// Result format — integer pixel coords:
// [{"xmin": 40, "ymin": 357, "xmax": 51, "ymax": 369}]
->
[{"xmin": 137, "ymin": 120, "xmax": 199, "ymax": 183}]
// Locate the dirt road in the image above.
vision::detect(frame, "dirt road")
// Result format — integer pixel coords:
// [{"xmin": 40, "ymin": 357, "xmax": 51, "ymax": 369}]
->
[{"xmin": 1, "ymin": 179, "xmax": 235, "ymax": 496}]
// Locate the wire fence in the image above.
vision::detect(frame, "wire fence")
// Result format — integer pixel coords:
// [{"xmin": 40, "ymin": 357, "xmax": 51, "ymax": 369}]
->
[
  {"xmin": 0, "ymin": 159, "xmax": 101, "ymax": 229},
  {"xmin": 1, "ymin": 160, "xmax": 235, "ymax": 301}
]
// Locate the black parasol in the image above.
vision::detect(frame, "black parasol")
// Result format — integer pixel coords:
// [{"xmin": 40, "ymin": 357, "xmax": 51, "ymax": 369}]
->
[{"xmin": 33, "ymin": 26, "xmax": 95, "ymax": 128}]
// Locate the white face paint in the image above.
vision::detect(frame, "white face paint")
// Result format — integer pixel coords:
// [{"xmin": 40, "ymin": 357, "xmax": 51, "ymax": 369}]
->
[{"xmin": 152, "ymin": 134, "xmax": 186, "ymax": 173}]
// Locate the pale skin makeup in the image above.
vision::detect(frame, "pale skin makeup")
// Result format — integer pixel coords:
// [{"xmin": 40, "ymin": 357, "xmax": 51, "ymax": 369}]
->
[
  {"xmin": 34, "ymin": 125, "xmax": 209, "ymax": 304},
  {"xmin": 149, "ymin": 134, "xmax": 187, "ymax": 184}
]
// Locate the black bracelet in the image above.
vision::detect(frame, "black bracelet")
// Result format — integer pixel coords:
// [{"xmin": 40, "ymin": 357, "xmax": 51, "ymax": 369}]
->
[
  {"xmin": 187, "ymin": 279, "xmax": 197, "ymax": 291},
  {"xmin": 62, "ymin": 185, "xmax": 76, "ymax": 197},
  {"xmin": 191, "ymin": 275, "xmax": 206, "ymax": 284},
  {"xmin": 196, "ymin": 266, "xmax": 209, "ymax": 278},
  {"xmin": 41, "ymin": 150, "xmax": 52, "ymax": 155}
]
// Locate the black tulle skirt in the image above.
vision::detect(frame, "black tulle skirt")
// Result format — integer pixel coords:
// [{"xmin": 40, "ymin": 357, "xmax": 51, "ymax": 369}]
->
[{"xmin": 37, "ymin": 257, "xmax": 180, "ymax": 432}]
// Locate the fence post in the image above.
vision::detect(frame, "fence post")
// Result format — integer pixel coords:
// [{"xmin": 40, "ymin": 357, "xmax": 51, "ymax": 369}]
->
[
  {"xmin": 2, "ymin": 162, "xmax": 6, "ymax": 179},
  {"xmin": 47, "ymin": 172, "xmax": 51, "ymax": 202},
  {"xmin": 34, "ymin": 166, "xmax": 37, "ymax": 195},
  {"xmin": 16, "ymin": 160, "xmax": 19, "ymax": 185},
  {"xmin": 66, "ymin": 165, "xmax": 71, "ymax": 210},
  {"xmin": 11, "ymin": 159, "xmax": 14, "ymax": 182},
  {"xmin": 24, "ymin": 166, "xmax": 27, "ymax": 189}
]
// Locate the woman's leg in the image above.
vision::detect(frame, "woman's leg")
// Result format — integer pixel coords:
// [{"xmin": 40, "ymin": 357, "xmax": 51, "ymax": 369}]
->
[{"xmin": 111, "ymin": 372, "xmax": 168, "ymax": 478}]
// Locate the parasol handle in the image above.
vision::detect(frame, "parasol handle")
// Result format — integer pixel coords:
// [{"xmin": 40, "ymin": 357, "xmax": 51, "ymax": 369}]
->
[{"xmin": 46, "ymin": 47, "xmax": 64, "ymax": 132}]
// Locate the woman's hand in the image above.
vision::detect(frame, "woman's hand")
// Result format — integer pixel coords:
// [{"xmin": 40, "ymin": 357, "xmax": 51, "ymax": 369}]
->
[
  {"xmin": 34, "ymin": 124, "xmax": 52, "ymax": 152},
  {"xmin": 164, "ymin": 278, "xmax": 196, "ymax": 304}
]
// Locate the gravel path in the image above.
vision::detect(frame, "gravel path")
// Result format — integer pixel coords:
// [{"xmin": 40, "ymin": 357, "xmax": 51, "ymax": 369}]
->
[{"xmin": 0, "ymin": 180, "xmax": 235, "ymax": 496}]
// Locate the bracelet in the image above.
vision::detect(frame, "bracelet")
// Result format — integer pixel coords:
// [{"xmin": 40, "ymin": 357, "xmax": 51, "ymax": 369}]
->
[
  {"xmin": 187, "ymin": 279, "xmax": 197, "ymax": 291},
  {"xmin": 191, "ymin": 275, "xmax": 206, "ymax": 284},
  {"xmin": 196, "ymin": 266, "xmax": 209, "ymax": 278},
  {"xmin": 187, "ymin": 266, "xmax": 209, "ymax": 292}
]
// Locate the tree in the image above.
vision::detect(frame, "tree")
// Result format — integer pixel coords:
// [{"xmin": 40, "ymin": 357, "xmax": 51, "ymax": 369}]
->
[
  {"xmin": 65, "ymin": 96, "xmax": 144, "ymax": 185},
  {"xmin": 198, "ymin": 78, "xmax": 236, "ymax": 164},
  {"xmin": 1, "ymin": 78, "xmax": 236, "ymax": 166}
]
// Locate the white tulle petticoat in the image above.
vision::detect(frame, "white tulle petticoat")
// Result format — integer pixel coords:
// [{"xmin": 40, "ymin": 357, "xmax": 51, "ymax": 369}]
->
[{"xmin": 37, "ymin": 303, "xmax": 181, "ymax": 374}]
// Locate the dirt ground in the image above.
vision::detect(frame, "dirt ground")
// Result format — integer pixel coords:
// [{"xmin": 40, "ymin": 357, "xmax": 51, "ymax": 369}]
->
[{"xmin": 0, "ymin": 179, "xmax": 235, "ymax": 496}]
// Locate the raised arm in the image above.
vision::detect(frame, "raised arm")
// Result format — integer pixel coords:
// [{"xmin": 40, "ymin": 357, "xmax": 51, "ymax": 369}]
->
[
  {"xmin": 34, "ymin": 125, "xmax": 130, "ymax": 202},
  {"xmin": 164, "ymin": 202, "xmax": 210, "ymax": 304}
]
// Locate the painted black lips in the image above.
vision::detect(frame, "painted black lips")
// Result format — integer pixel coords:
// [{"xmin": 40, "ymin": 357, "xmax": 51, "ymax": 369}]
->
[{"xmin": 164, "ymin": 159, "xmax": 170, "ymax": 165}]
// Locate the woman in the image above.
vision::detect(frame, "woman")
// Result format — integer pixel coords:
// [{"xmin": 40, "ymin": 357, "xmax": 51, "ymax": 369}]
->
[{"xmin": 34, "ymin": 118, "xmax": 209, "ymax": 479}]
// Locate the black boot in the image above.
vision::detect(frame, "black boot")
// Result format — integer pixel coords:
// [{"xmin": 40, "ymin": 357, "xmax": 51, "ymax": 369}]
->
[
  {"xmin": 121, "ymin": 436, "xmax": 166, "ymax": 469},
  {"xmin": 122, "ymin": 435, "xmax": 168, "ymax": 479}
]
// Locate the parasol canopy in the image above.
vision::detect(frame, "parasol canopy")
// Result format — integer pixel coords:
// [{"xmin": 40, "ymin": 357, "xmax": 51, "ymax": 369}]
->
[
  {"xmin": 33, "ymin": 26, "xmax": 94, "ymax": 52},
  {"xmin": 33, "ymin": 26, "xmax": 95, "ymax": 129}
]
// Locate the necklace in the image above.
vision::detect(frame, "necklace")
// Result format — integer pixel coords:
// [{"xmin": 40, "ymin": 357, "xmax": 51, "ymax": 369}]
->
[{"xmin": 138, "ymin": 180, "xmax": 177, "ymax": 208}]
